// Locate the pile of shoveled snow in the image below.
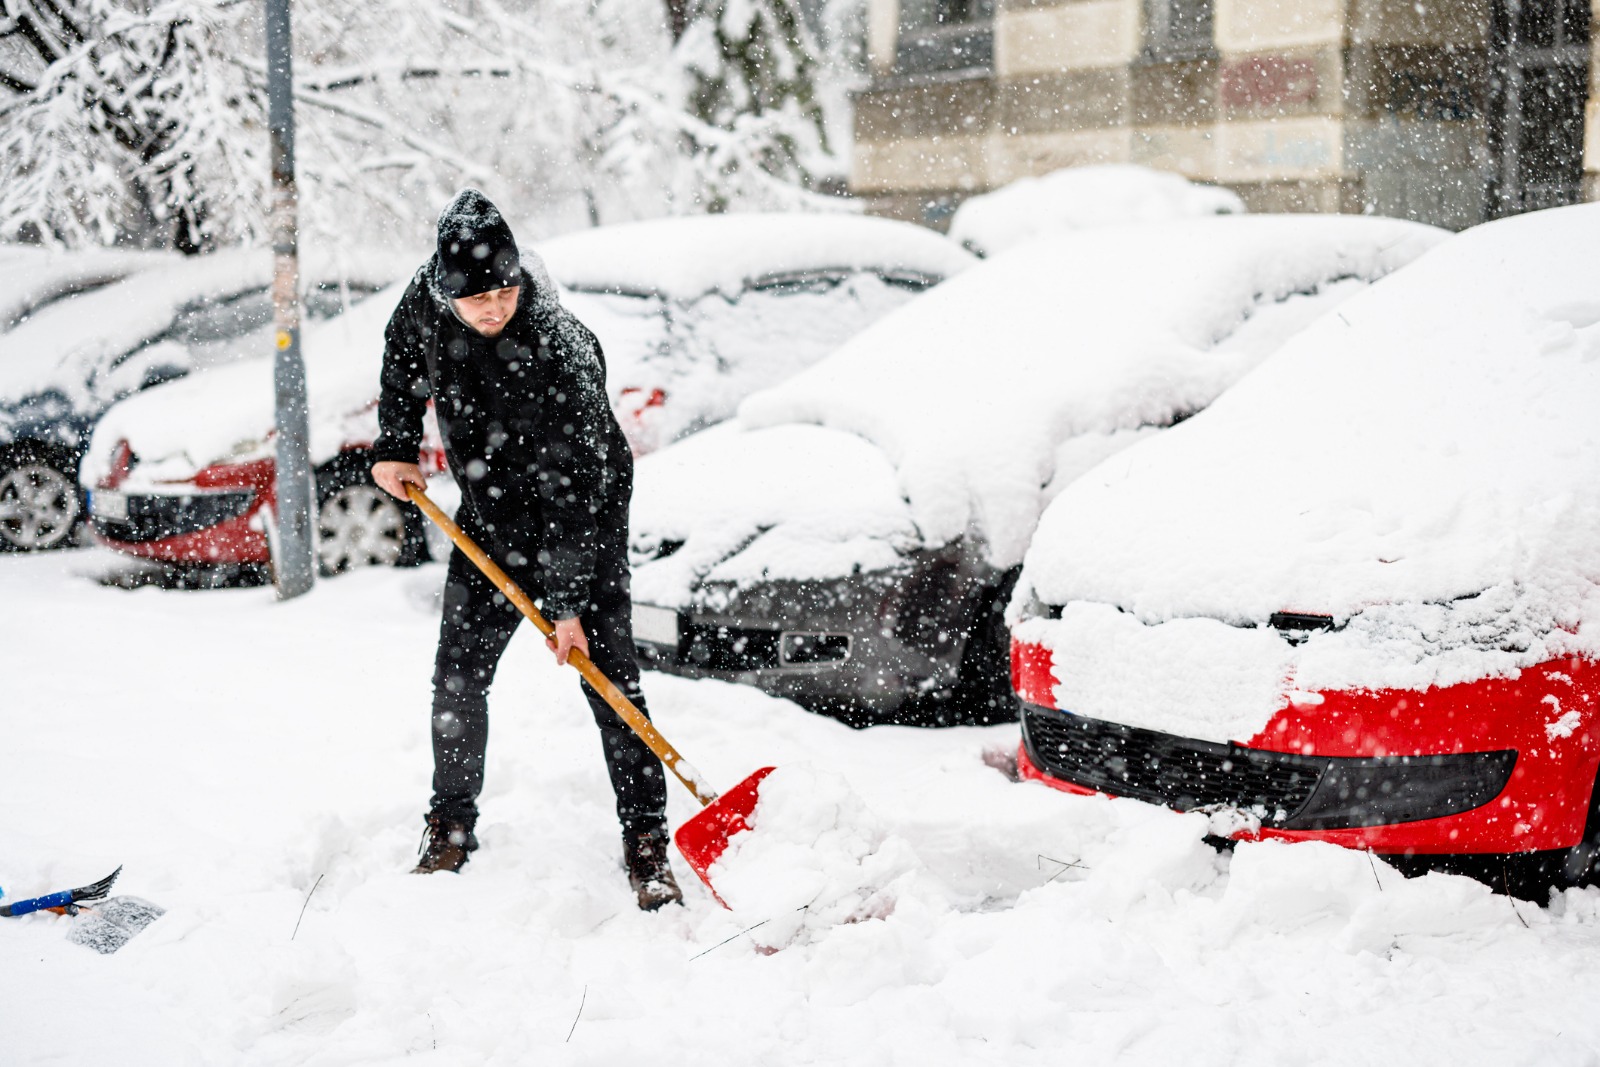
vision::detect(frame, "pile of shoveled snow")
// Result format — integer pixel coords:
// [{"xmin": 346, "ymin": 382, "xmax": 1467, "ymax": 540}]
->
[
  {"xmin": 947, "ymin": 164, "xmax": 1245, "ymax": 256},
  {"xmin": 704, "ymin": 764, "xmax": 937, "ymax": 951}
]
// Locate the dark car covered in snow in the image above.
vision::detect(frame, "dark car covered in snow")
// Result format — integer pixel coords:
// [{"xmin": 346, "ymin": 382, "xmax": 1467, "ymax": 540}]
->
[
  {"xmin": 0, "ymin": 248, "xmax": 388, "ymax": 551},
  {"xmin": 627, "ymin": 215, "xmax": 1446, "ymax": 725}
]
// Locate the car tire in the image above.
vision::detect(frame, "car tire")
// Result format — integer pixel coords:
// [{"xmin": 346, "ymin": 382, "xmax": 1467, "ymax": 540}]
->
[
  {"xmin": 1561, "ymin": 768, "xmax": 1600, "ymax": 887},
  {"xmin": 314, "ymin": 454, "xmax": 429, "ymax": 576},
  {"xmin": 951, "ymin": 567, "xmax": 1023, "ymax": 726},
  {"xmin": 0, "ymin": 443, "xmax": 84, "ymax": 552}
]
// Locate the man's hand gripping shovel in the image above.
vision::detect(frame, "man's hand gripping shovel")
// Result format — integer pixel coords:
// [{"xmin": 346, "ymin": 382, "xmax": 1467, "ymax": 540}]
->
[{"xmin": 406, "ymin": 485, "xmax": 772, "ymax": 906}]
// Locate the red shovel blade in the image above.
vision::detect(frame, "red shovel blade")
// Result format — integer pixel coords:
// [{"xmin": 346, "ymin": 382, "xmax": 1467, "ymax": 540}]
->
[{"xmin": 674, "ymin": 766, "xmax": 777, "ymax": 908}]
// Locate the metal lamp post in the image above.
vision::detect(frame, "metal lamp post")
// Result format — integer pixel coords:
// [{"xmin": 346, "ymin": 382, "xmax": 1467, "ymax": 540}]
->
[{"xmin": 265, "ymin": 0, "xmax": 315, "ymax": 599}]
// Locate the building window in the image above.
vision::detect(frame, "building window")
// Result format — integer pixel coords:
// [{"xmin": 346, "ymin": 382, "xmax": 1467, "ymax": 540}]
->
[
  {"xmin": 1143, "ymin": 0, "xmax": 1215, "ymax": 61},
  {"xmin": 1488, "ymin": 0, "xmax": 1591, "ymax": 216},
  {"xmin": 896, "ymin": 0, "xmax": 995, "ymax": 77}
]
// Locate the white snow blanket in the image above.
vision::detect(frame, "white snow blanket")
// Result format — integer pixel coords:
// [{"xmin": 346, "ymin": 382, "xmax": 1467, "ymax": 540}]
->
[
  {"xmin": 948, "ymin": 164, "xmax": 1246, "ymax": 256},
  {"xmin": 715, "ymin": 215, "xmax": 1444, "ymax": 579},
  {"xmin": 1017, "ymin": 202, "xmax": 1600, "ymax": 742},
  {"xmin": 538, "ymin": 212, "xmax": 975, "ymax": 299},
  {"xmin": 542, "ymin": 214, "xmax": 975, "ymax": 449},
  {"xmin": 4, "ymin": 549, "xmax": 1600, "ymax": 1064}
]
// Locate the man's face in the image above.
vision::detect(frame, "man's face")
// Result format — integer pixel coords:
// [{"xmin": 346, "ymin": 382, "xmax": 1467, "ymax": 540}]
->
[{"xmin": 452, "ymin": 285, "xmax": 520, "ymax": 337}]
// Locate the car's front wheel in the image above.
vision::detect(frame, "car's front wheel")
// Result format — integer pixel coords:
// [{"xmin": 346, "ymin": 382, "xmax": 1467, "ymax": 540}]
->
[
  {"xmin": 1561, "ymin": 768, "xmax": 1600, "ymax": 887},
  {"xmin": 315, "ymin": 455, "xmax": 428, "ymax": 576},
  {"xmin": 950, "ymin": 567, "xmax": 1023, "ymax": 726},
  {"xmin": 0, "ymin": 444, "xmax": 82, "ymax": 552}
]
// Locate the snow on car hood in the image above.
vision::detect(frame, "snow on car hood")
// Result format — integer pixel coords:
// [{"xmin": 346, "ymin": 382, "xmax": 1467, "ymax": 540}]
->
[
  {"xmin": 947, "ymin": 164, "xmax": 1245, "ymax": 256},
  {"xmin": 536, "ymin": 213, "xmax": 974, "ymax": 301},
  {"xmin": 736, "ymin": 214, "xmax": 1446, "ymax": 574},
  {"xmin": 1015, "ymin": 202, "xmax": 1600, "ymax": 742},
  {"xmin": 631, "ymin": 421, "xmax": 919, "ymax": 609}
]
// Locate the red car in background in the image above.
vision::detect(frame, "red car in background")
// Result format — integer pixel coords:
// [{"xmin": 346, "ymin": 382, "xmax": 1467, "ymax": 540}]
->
[
  {"xmin": 82, "ymin": 214, "xmax": 974, "ymax": 577},
  {"xmin": 1008, "ymin": 204, "xmax": 1600, "ymax": 895}
]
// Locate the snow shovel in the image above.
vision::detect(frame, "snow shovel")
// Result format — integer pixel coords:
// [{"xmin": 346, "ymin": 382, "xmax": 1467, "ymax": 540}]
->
[
  {"xmin": 406, "ymin": 484, "xmax": 773, "ymax": 905},
  {"xmin": 1, "ymin": 866, "xmax": 166, "ymax": 954}
]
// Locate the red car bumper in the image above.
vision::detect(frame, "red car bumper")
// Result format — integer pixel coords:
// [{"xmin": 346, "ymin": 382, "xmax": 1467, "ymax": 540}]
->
[
  {"xmin": 91, "ymin": 458, "xmax": 274, "ymax": 565},
  {"xmin": 1012, "ymin": 637, "xmax": 1600, "ymax": 855}
]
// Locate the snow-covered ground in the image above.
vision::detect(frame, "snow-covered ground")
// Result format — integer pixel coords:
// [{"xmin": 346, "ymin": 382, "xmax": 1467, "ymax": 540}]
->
[{"xmin": 5, "ymin": 548, "xmax": 1600, "ymax": 1064}]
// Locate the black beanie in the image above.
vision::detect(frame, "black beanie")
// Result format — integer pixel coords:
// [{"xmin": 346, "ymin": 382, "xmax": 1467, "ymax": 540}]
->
[{"xmin": 435, "ymin": 189, "xmax": 521, "ymax": 299}]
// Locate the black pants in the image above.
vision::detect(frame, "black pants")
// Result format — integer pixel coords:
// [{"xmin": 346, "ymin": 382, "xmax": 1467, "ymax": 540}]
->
[{"xmin": 428, "ymin": 546, "xmax": 668, "ymax": 835}]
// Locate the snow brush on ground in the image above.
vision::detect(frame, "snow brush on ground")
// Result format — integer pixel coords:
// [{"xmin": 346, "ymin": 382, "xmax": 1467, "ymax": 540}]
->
[
  {"xmin": 1, "ymin": 864, "xmax": 121, "ymax": 916},
  {"xmin": 406, "ymin": 484, "xmax": 778, "ymax": 904},
  {"xmin": 0, "ymin": 865, "xmax": 165, "ymax": 954}
]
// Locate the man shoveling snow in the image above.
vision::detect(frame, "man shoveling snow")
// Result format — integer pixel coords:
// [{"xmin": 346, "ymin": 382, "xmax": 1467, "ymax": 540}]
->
[{"xmin": 370, "ymin": 189, "xmax": 679, "ymax": 910}]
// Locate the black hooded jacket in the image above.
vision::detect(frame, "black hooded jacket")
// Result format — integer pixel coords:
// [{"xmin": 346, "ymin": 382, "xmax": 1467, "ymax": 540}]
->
[{"xmin": 372, "ymin": 256, "xmax": 631, "ymax": 620}]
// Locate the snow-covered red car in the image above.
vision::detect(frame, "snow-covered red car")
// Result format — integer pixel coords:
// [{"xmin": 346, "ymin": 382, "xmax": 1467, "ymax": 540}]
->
[
  {"xmin": 81, "ymin": 213, "xmax": 972, "ymax": 576},
  {"xmin": 1010, "ymin": 203, "xmax": 1600, "ymax": 891},
  {"xmin": 628, "ymin": 214, "xmax": 1444, "ymax": 725}
]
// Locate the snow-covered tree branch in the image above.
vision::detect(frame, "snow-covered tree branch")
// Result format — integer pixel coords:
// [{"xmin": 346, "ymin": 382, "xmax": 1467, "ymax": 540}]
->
[{"xmin": 0, "ymin": 0, "xmax": 865, "ymax": 253}]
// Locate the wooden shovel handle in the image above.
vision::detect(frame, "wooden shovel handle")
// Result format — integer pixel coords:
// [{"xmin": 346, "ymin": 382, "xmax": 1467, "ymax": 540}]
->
[{"xmin": 406, "ymin": 484, "xmax": 719, "ymax": 807}]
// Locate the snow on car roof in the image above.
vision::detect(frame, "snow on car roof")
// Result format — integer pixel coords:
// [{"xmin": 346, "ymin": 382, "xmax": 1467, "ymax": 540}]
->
[
  {"xmin": 947, "ymin": 164, "xmax": 1246, "ymax": 257},
  {"xmin": 535, "ymin": 212, "xmax": 975, "ymax": 300},
  {"xmin": 734, "ymin": 214, "xmax": 1445, "ymax": 573},
  {"xmin": 1015, "ymin": 202, "xmax": 1600, "ymax": 735},
  {"xmin": 0, "ymin": 245, "xmax": 177, "ymax": 331},
  {"xmin": 0, "ymin": 249, "xmax": 270, "ymax": 406},
  {"xmin": 0, "ymin": 247, "xmax": 399, "ymax": 408}
]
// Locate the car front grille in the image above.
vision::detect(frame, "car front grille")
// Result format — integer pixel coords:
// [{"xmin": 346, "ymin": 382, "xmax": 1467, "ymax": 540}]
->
[
  {"xmin": 1021, "ymin": 702, "xmax": 1519, "ymax": 831},
  {"xmin": 1022, "ymin": 702, "xmax": 1326, "ymax": 823},
  {"xmin": 92, "ymin": 490, "xmax": 256, "ymax": 544},
  {"xmin": 681, "ymin": 623, "xmax": 781, "ymax": 671}
]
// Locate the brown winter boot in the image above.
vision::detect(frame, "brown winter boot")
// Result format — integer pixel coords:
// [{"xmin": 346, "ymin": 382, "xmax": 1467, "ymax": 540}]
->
[
  {"xmin": 413, "ymin": 812, "xmax": 479, "ymax": 874},
  {"xmin": 623, "ymin": 827, "xmax": 683, "ymax": 911}
]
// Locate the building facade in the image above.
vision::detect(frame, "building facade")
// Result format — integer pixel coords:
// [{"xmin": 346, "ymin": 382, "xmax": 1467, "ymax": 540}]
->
[{"xmin": 854, "ymin": 0, "xmax": 1595, "ymax": 230}]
